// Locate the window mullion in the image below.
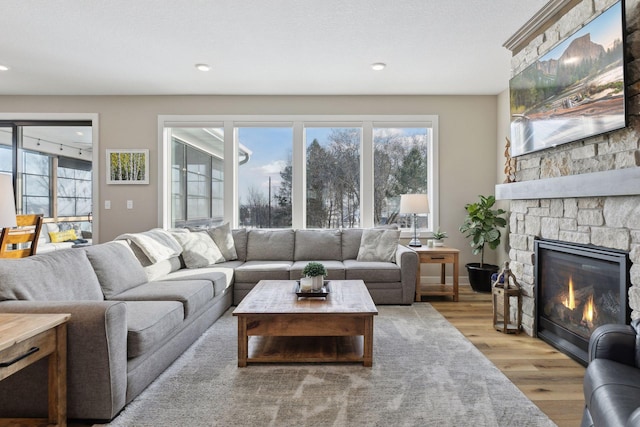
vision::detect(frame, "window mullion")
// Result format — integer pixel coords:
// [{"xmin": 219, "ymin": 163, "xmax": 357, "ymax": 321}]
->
[
  {"xmin": 361, "ymin": 122, "xmax": 374, "ymax": 228},
  {"xmin": 292, "ymin": 122, "xmax": 305, "ymax": 229}
]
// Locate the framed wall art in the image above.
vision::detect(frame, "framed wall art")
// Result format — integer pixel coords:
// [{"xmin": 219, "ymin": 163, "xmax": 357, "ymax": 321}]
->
[{"xmin": 106, "ymin": 149, "xmax": 149, "ymax": 184}]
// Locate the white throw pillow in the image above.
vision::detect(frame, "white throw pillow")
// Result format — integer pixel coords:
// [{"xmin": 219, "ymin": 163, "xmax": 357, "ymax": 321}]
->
[
  {"xmin": 356, "ymin": 228, "xmax": 400, "ymax": 262},
  {"xmin": 206, "ymin": 222, "xmax": 238, "ymax": 261},
  {"xmin": 171, "ymin": 230, "xmax": 225, "ymax": 268}
]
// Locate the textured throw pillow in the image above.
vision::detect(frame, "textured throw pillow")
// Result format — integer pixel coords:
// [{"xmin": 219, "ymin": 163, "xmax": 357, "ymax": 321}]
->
[
  {"xmin": 206, "ymin": 222, "xmax": 238, "ymax": 261},
  {"xmin": 49, "ymin": 229, "xmax": 78, "ymax": 243},
  {"xmin": 356, "ymin": 228, "xmax": 400, "ymax": 262},
  {"xmin": 171, "ymin": 230, "xmax": 225, "ymax": 268}
]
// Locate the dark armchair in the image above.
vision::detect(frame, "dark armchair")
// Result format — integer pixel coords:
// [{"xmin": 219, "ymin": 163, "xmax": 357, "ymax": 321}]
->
[{"xmin": 581, "ymin": 319, "xmax": 640, "ymax": 427}]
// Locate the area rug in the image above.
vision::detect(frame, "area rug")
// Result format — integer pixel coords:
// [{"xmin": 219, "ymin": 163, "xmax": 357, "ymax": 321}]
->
[{"xmin": 99, "ymin": 304, "xmax": 556, "ymax": 427}]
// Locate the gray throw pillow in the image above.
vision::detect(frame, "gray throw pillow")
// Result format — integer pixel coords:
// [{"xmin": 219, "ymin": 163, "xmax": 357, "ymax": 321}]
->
[
  {"xmin": 85, "ymin": 241, "xmax": 149, "ymax": 298},
  {"xmin": 356, "ymin": 229, "xmax": 400, "ymax": 262},
  {"xmin": 171, "ymin": 230, "xmax": 225, "ymax": 268},
  {"xmin": 206, "ymin": 222, "xmax": 238, "ymax": 261},
  {"xmin": 0, "ymin": 249, "xmax": 104, "ymax": 301}
]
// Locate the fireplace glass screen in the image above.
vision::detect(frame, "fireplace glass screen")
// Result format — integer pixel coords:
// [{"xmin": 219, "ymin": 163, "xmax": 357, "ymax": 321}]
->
[{"xmin": 535, "ymin": 239, "xmax": 630, "ymax": 364}]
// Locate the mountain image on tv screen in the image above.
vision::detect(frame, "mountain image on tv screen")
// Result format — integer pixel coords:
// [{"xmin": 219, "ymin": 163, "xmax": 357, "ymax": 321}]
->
[{"xmin": 509, "ymin": 1, "xmax": 626, "ymax": 157}]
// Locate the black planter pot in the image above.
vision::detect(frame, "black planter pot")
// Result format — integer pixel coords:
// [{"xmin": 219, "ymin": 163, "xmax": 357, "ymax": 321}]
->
[{"xmin": 465, "ymin": 263, "xmax": 500, "ymax": 293}]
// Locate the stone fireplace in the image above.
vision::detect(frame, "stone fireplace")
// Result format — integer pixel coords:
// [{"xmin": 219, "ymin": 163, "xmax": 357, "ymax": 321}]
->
[{"xmin": 498, "ymin": 0, "xmax": 640, "ymax": 349}]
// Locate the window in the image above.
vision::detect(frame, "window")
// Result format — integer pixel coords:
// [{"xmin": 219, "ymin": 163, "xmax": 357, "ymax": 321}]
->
[
  {"xmin": 169, "ymin": 127, "xmax": 224, "ymax": 228},
  {"xmin": 160, "ymin": 115, "xmax": 438, "ymax": 234},
  {"xmin": 0, "ymin": 127, "xmax": 11, "ymax": 174},
  {"xmin": 373, "ymin": 127, "xmax": 430, "ymax": 230},
  {"xmin": 57, "ymin": 158, "xmax": 92, "ymax": 217},
  {"xmin": 305, "ymin": 127, "xmax": 361, "ymax": 228},
  {"xmin": 237, "ymin": 127, "xmax": 293, "ymax": 228},
  {"xmin": 22, "ymin": 150, "xmax": 51, "ymax": 215}
]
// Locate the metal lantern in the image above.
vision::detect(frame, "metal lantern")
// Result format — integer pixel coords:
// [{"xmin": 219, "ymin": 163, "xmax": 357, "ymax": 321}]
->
[{"xmin": 492, "ymin": 261, "xmax": 522, "ymax": 334}]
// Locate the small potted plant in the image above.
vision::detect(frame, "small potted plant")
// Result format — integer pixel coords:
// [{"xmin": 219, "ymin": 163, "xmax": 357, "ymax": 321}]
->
[
  {"xmin": 431, "ymin": 228, "xmax": 448, "ymax": 246},
  {"xmin": 459, "ymin": 195, "xmax": 507, "ymax": 292},
  {"xmin": 302, "ymin": 262, "xmax": 328, "ymax": 291}
]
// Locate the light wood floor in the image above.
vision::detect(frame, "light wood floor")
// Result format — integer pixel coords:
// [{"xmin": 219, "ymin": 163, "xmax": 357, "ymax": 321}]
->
[{"xmin": 428, "ymin": 284, "xmax": 585, "ymax": 427}]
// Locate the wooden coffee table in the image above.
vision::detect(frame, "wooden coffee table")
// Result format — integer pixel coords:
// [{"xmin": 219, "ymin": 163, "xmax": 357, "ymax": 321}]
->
[{"xmin": 232, "ymin": 280, "xmax": 378, "ymax": 367}]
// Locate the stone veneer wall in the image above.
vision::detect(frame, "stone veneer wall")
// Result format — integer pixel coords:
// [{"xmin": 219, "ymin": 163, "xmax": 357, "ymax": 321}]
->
[{"xmin": 507, "ymin": 0, "xmax": 640, "ymax": 335}]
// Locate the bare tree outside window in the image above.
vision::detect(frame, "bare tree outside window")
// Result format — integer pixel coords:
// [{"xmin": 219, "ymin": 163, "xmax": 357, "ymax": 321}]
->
[
  {"xmin": 374, "ymin": 128, "xmax": 429, "ymax": 229},
  {"xmin": 305, "ymin": 128, "xmax": 361, "ymax": 228}
]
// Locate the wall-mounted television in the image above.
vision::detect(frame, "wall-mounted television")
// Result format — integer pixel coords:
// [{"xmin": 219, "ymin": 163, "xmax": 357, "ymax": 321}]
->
[{"xmin": 509, "ymin": 0, "xmax": 627, "ymax": 157}]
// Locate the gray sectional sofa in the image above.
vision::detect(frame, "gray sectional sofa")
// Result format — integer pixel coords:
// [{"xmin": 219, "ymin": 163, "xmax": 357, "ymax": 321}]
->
[{"xmin": 0, "ymin": 226, "xmax": 417, "ymax": 422}]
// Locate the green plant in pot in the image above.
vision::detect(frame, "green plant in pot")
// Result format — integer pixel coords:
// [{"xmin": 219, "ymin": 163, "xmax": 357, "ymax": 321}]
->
[
  {"xmin": 302, "ymin": 262, "xmax": 328, "ymax": 291},
  {"xmin": 431, "ymin": 228, "xmax": 448, "ymax": 247},
  {"xmin": 459, "ymin": 195, "xmax": 507, "ymax": 292}
]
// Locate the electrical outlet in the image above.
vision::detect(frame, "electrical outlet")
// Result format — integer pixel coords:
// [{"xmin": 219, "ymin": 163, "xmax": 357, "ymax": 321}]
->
[
  {"xmin": 127, "ymin": 200, "xmax": 133, "ymax": 209},
  {"xmin": 105, "ymin": 200, "xmax": 111, "ymax": 210}
]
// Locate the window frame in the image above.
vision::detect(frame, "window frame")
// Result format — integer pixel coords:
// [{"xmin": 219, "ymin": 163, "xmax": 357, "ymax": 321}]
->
[{"xmin": 159, "ymin": 115, "xmax": 439, "ymax": 237}]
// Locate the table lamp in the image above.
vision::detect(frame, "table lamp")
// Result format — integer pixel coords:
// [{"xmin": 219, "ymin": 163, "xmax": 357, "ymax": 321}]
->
[
  {"xmin": 0, "ymin": 173, "xmax": 17, "ymax": 229},
  {"xmin": 400, "ymin": 194, "xmax": 429, "ymax": 247}
]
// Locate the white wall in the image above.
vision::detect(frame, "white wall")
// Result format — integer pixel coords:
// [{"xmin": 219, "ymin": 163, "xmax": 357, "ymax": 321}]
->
[
  {"xmin": 0, "ymin": 94, "xmax": 499, "ymax": 275},
  {"xmin": 496, "ymin": 89, "xmax": 512, "ymax": 268}
]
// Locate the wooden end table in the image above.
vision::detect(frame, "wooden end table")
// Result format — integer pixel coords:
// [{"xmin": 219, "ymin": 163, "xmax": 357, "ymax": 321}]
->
[
  {"xmin": 0, "ymin": 313, "xmax": 71, "ymax": 427},
  {"xmin": 233, "ymin": 280, "xmax": 378, "ymax": 367},
  {"xmin": 412, "ymin": 246, "xmax": 460, "ymax": 302}
]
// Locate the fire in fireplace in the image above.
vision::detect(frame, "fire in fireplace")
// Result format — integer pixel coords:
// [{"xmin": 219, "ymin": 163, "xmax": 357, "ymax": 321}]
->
[{"xmin": 535, "ymin": 239, "xmax": 630, "ymax": 365}]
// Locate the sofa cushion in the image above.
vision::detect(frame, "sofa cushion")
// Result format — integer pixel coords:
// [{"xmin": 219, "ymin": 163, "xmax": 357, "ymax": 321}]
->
[
  {"xmin": 234, "ymin": 260, "xmax": 293, "ymax": 282},
  {"xmin": 111, "ymin": 280, "xmax": 213, "ymax": 319},
  {"xmin": 206, "ymin": 222, "xmax": 238, "ymax": 261},
  {"xmin": 343, "ymin": 259, "xmax": 401, "ymax": 282},
  {"xmin": 161, "ymin": 265, "xmax": 237, "ymax": 297},
  {"xmin": 584, "ymin": 358, "xmax": 640, "ymax": 427},
  {"xmin": 0, "ymin": 249, "xmax": 104, "ymax": 301},
  {"xmin": 125, "ymin": 300, "xmax": 184, "ymax": 358},
  {"xmin": 171, "ymin": 230, "xmax": 225, "ymax": 268},
  {"xmin": 356, "ymin": 228, "xmax": 400, "ymax": 262},
  {"xmin": 84, "ymin": 241, "xmax": 149, "ymax": 299},
  {"xmin": 289, "ymin": 260, "xmax": 346, "ymax": 280},
  {"xmin": 294, "ymin": 229, "xmax": 342, "ymax": 261},
  {"xmin": 341, "ymin": 229, "xmax": 363, "ymax": 260},
  {"xmin": 246, "ymin": 229, "xmax": 295, "ymax": 261},
  {"xmin": 232, "ymin": 229, "xmax": 248, "ymax": 261}
]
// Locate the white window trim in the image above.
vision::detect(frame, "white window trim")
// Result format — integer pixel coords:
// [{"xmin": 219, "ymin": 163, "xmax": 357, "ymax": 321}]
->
[{"xmin": 158, "ymin": 114, "xmax": 439, "ymax": 236}]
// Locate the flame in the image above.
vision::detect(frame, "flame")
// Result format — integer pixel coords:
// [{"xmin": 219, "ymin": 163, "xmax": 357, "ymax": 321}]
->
[
  {"xmin": 562, "ymin": 276, "xmax": 576, "ymax": 310},
  {"xmin": 583, "ymin": 294, "xmax": 595, "ymax": 323}
]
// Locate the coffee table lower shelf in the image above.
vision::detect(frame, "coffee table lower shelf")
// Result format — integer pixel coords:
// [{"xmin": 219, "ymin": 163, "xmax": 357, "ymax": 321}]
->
[{"xmin": 246, "ymin": 336, "xmax": 365, "ymax": 364}]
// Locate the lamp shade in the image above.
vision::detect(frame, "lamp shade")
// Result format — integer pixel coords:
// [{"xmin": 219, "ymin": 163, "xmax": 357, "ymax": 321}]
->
[
  {"xmin": 0, "ymin": 173, "xmax": 17, "ymax": 229},
  {"xmin": 399, "ymin": 194, "xmax": 429, "ymax": 214}
]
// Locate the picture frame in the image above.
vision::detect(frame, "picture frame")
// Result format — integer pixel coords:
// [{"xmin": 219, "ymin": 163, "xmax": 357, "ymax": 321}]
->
[{"xmin": 106, "ymin": 149, "xmax": 149, "ymax": 184}]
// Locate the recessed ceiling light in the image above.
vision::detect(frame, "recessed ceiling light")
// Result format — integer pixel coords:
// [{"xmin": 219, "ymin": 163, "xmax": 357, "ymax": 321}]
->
[
  {"xmin": 0, "ymin": 65, "xmax": 9, "ymax": 72},
  {"xmin": 371, "ymin": 62, "xmax": 386, "ymax": 71},
  {"xmin": 195, "ymin": 63, "xmax": 211, "ymax": 72}
]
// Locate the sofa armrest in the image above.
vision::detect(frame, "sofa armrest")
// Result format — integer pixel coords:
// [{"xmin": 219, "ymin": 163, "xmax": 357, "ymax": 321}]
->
[
  {"xmin": 588, "ymin": 323, "xmax": 636, "ymax": 366},
  {"xmin": 0, "ymin": 300, "xmax": 128, "ymax": 420},
  {"xmin": 396, "ymin": 244, "xmax": 418, "ymax": 304}
]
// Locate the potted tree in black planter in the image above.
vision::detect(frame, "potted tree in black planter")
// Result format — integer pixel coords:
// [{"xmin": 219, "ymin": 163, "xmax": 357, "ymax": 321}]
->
[{"xmin": 459, "ymin": 195, "xmax": 507, "ymax": 292}]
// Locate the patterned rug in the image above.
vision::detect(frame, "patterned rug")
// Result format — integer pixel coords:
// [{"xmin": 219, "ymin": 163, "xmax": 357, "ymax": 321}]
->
[{"xmin": 99, "ymin": 304, "xmax": 556, "ymax": 427}]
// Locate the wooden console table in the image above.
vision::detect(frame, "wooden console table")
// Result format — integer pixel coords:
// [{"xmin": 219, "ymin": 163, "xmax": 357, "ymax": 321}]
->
[
  {"xmin": 0, "ymin": 313, "xmax": 71, "ymax": 426},
  {"xmin": 412, "ymin": 246, "xmax": 460, "ymax": 302}
]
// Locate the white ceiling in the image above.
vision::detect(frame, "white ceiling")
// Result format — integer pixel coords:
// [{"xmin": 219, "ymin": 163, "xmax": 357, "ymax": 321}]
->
[{"xmin": 0, "ymin": 0, "xmax": 548, "ymax": 96}]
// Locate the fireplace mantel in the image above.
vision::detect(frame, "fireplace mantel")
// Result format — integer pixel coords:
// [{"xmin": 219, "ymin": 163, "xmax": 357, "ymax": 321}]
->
[{"xmin": 495, "ymin": 167, "xmax": 640, "ymax": 200}]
